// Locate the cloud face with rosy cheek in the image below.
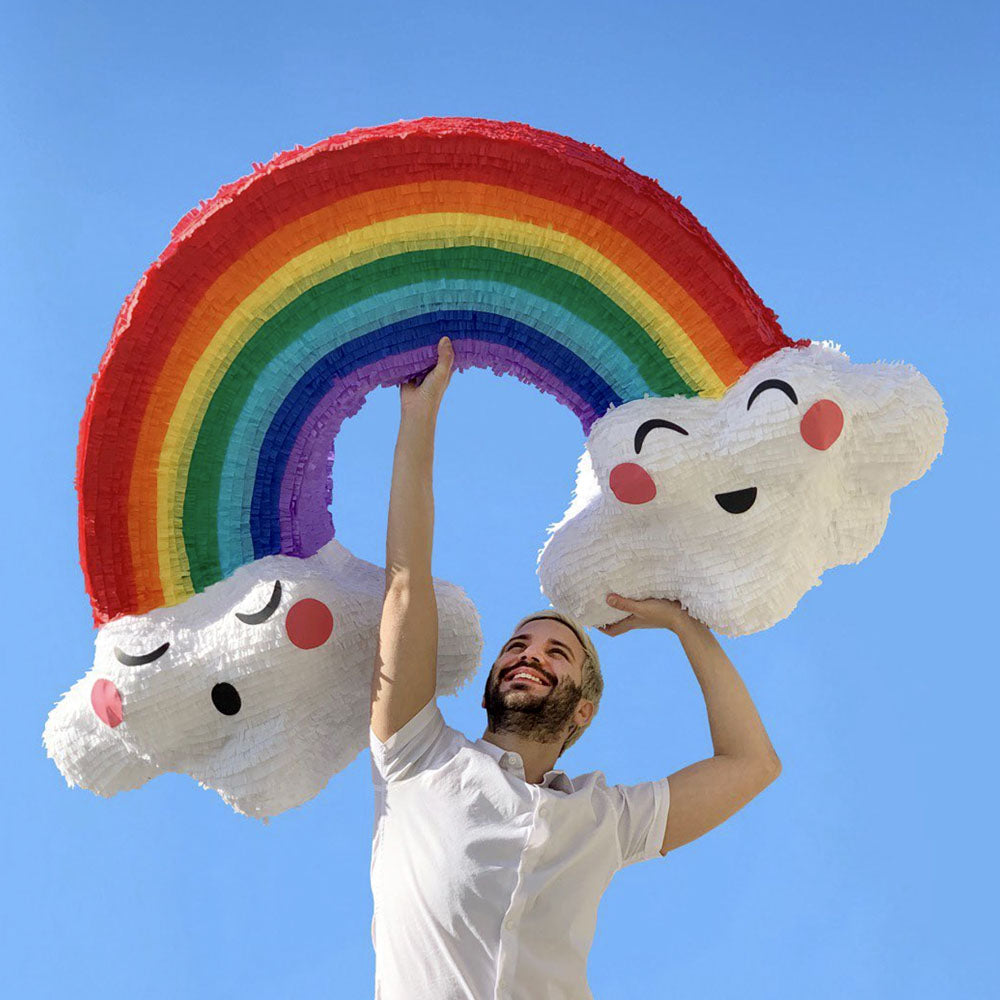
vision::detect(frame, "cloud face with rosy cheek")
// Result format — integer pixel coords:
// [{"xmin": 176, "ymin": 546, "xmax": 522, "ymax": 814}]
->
[
  {"xmin": 44, "ymin": 541, "xmax": 482, "ymax": 818},
  {"xmin": 538, "ymin": 343, "xmax": 947, "ymax": 637}
]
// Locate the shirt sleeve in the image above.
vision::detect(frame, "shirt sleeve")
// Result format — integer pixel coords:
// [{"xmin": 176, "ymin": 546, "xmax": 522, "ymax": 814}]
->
[
  {"xmin": 610, "ymin": 777, "xmax": 672, "ymax": 868},
  {"xmin": 369, "ymin": 698, "xmax": 448, "ymax": 783}
]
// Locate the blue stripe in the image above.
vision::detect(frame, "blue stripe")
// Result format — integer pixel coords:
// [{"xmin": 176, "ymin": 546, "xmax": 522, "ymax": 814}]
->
[
  {"xmin": 217, "ymin": 280, "xmax": 651, "ymax": 575},
  {"xmin": 248, "ymin": 311, "xmax": 622, "ymax": 558}
]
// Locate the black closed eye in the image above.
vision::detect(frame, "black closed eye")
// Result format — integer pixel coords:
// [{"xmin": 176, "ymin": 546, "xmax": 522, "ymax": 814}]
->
[
  {"xmin": 115, "ymin": 642, "xmax": 170, "ymax": 666},
  {"xmin": 634, "ymin": 419, "xmax": 688, "ymax": 454},
  {"xmin": 747, "ymin": 379, "xmax": 798, "ymax": 410},
  {"xmin": 236, "ymin": 580, "xmax": 282, "ymax": 625}
]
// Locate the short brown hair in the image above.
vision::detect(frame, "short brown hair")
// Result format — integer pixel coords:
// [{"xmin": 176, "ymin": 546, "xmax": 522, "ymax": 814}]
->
[{"xmin": 510, "ymin": 610, "xmax": 603, "ymax": 754}]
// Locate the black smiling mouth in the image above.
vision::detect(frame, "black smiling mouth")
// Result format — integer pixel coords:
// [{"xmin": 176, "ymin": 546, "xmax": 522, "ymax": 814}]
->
[{"xmin": 715, "ymin": 486, "xmax": 758, "ymax": 514}]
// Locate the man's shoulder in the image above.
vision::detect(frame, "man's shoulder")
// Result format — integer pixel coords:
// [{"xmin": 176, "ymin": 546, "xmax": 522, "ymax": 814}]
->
[
  {"xmin": 370, "ymin": 698, "xmax": 472, "ymax": 781},
  {"xmin": 562, "ymin": 768, "xmax": 611, "ymax": 793},
  {"xmin": 570, "ymin": 771, "xmax": 608, "ymax": 788}
]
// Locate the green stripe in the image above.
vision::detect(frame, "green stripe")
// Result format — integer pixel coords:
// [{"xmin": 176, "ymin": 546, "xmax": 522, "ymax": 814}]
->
[{"xmin": 182, "ymin": 245, "xmax": 693, "ymax": 590}]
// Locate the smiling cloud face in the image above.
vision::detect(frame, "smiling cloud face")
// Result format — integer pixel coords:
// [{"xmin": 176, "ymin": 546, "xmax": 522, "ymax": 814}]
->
[
  {"xmin": 538, "ymin": 343, "xmax": 947, "ymax": 636},
  {"xmin": 44, "ymin": 541, "xmax": 482, "ymax": 818}
]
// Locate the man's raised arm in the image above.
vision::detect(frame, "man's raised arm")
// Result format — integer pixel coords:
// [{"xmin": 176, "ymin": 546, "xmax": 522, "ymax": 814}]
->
[
  {"xmin": 601, "ymin": 594, "xmax": 781, "ymax": 855},
  {"xmin": 370, "ymin": 337, "xmax": 454, "ymax": 743}
]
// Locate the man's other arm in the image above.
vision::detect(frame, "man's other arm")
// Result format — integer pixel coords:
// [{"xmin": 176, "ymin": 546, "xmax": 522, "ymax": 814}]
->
[
  {"xmin": 370, "ymin": 337, "xmax": 453, "ymax": 743},
  {"xmin": 602, "ymin": 595, "xmax": 781, "ymax": 855}
]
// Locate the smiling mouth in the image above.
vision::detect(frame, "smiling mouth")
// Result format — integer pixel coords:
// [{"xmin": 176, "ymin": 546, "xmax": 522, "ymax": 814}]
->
[
  {"xmin": 715, "ymin": 487, "xmax": 758, "ymax": 514},
  {"xmin": 501, "ymin": 667, "xmax": 554, "ymax": 689}
]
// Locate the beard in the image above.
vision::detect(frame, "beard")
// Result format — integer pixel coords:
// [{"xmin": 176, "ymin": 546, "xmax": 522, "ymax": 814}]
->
[{"xmin": 483, "ymin": 661, "xmax": 583, "ymax": 745}]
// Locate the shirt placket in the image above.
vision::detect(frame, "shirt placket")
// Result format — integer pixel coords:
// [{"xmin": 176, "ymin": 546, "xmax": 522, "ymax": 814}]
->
[{"xmin": 495, "ymin": 780, "xmax": 550, "ymax": 1000}]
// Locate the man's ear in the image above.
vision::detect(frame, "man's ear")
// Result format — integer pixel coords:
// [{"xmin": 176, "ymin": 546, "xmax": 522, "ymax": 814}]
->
[{"xmin": 574, "ymin": 699, "xmax": 595, "ymax": 728}]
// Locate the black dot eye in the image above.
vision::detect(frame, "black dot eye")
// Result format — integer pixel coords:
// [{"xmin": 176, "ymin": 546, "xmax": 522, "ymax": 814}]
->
[{"xmin": 211, "ymin": 682, "xmax": 242, "ymax": 716}]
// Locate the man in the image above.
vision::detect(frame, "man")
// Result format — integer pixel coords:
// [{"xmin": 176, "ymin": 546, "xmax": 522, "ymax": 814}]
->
[{"xmin": 370, "ymin": 337, "xmax": 781, "ymax": 1000}]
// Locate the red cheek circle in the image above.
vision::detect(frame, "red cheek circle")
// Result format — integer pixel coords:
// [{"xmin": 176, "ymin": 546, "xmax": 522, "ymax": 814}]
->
[
  {"xmin": 609, "ymin": 462, "xmax": 657, "ymax": 504},
  {"xmin": 91, "ymin": 679, "xmax": 123, "ymax": 728},
  {"xmin": 800, "ymin": 399, "xmax": 844, "ymax": 451},
  {"xmin": 285, "ymin": 598, "xmax": 334, "ymax": 649}
]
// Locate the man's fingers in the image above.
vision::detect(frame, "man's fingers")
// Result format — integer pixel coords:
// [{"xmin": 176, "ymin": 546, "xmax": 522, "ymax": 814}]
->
[
  {"xmin": 425, "ymin": 337, "xmax": 455, "ymax": 395},
  {"xmin": 436, "ymin": 336, "xmax": 454, "ymax": 370},
  {"xmin": 599, "ymin": 615, "xmax": 636, "ymax": 637},
  {"xmin": 430, "ymin": 337, "xmax": 454, "ymax": 380},
  {"xmin": 603, "ymin": 595, "xmax": 640, "ymax": 635},
  {"xmin": 401, "ymin": 338, "xmax": 454, "ymax": 406},
  {"xmin": 606, "ymin": 593, "xmax": 642, "ymax": 615}
]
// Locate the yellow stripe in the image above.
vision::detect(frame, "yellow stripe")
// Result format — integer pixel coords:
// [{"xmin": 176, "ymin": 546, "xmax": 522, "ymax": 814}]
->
[{"xmin": 155, "ymin": 213, "xmax": 727, "ymax": 599}]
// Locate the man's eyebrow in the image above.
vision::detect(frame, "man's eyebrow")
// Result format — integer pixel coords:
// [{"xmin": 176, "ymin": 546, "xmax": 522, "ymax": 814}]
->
[{"xmin": 547, "ymin": 637, "xmax": 579, "ymax": 661}]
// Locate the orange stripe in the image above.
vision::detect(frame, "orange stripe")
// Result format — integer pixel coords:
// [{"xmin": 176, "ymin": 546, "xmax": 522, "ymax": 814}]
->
[{"xmin": 129, "ymin": 181, "xmax": 746, "ymax": 600}]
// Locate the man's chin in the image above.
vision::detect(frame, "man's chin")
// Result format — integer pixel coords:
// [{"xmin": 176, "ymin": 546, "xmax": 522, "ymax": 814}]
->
[{"xmin": 500, "ymin": 692, "xmax": 547, "ymax": 711}]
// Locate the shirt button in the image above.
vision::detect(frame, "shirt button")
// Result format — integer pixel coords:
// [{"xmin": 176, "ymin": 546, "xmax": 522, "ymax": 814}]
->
[
  {"xmin": 539, "ymin": 804, "xmax": 548, "ymax": 818},
  {"xmin": 505, "ymin": 918, "xmax": 515, "ymax": 930}
]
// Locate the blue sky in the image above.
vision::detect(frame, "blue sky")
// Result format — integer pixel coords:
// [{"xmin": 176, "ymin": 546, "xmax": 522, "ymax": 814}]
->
[{"xmin": 2, "ymin": 1, "xmax": 996, "ymax": 997}]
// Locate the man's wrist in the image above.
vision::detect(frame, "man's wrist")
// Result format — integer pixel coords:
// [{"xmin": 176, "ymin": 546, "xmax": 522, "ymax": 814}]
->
[
  {"xmin": 673, "ymin": 616, "xmax": 712, "ymax": 644},
  {"xmin": 400, "ymin": 398, "xmax": 441, "ymax": 426}
]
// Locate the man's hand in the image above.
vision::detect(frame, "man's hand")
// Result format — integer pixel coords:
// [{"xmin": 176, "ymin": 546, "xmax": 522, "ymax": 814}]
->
[
  {"xmin": 400, "ymin": 336, "xmax": 454, "ymax": 416},
  {"xmin": 599, "ymin": 594, "xmax": 705, "ymax": 637}
]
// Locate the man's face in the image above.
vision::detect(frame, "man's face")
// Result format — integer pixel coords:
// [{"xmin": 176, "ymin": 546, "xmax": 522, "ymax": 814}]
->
[{"xmin": 482, "ymin": 618, "xmax": 592, "ymax": 745}]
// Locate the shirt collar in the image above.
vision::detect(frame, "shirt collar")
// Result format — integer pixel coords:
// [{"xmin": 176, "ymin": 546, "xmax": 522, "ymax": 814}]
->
[{"xmin": 475, "ymin": 738, "xmax": 573, "ymax": 793}]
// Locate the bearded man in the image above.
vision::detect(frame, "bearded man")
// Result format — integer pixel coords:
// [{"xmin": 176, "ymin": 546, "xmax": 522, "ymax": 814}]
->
[{"xmin": 369, "ymin": 338, "xmax": 781, "ymax": 1000}]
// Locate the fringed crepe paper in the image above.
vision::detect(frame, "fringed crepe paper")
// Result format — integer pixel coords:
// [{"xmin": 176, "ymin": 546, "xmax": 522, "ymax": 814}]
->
[
  {"xmin": 539, "ymin": 343, "xmax": 946, "ymax": 636},
  {"xmin": 45, "ymin": 543, "xmax": 481, "ymax": 817},
  {"xmin": 44, "ymin": 118, "xmax": 946, "ymax": 817},
  {"xmin": 75, "ymin": 118, "xmax": 799, "ymax": 625}
]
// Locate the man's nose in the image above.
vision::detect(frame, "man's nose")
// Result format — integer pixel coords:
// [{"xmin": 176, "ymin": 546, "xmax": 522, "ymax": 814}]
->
[
  {"xmin": 520, "ymin": 649, "xmax": 546, "ymax": 666},
  {"xmin": 509, "ymin": 650, "xmax": 538, "ymax": 668}
]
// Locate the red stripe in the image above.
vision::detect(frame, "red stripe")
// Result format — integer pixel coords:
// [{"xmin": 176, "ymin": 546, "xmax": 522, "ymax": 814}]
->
[{"xmin": 79, "ymin": 118, "xmax": 794, "ymax": 623}]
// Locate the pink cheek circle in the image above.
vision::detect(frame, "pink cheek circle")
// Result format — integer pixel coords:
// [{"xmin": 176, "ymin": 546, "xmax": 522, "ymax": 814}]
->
[
  {"xmin": 609, "ymin": 462, "xmax": 657, "ymax": 504},
  {"xmin": 285, "ymin": 598, "xmax": 334, "ymax": 650},
  {"xmin": 91, "ymin": 678, "xmax": 123, "ymax": 728},
  {"xmin": 800, "ymin": 399, "xmax": 844, "ymax": 451}
]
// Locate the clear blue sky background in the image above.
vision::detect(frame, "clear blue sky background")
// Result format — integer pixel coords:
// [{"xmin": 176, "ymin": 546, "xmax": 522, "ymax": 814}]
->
[{"xmin": 3, "ymin": 2, "xmax": 996, "ymax": 997}]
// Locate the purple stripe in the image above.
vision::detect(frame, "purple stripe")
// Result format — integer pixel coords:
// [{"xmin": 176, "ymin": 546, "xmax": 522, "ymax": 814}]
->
[{"xmin": 278, "ymin": 340, "xmax": 598, "ymax": 556}]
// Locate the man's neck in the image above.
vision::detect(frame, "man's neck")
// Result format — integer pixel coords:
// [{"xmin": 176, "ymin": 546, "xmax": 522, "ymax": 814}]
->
[{"xmin": 480, "ymin": 728, "xmax": 563, "ymax": 784}]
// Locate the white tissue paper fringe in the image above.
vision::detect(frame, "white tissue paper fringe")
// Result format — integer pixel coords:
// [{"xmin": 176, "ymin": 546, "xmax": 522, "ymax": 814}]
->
[
  {"xmin": 44, "ymin": 541, "xmax": 482, "ymax": 818},
  {"xmin": 538, "ymin": 344, "xmax": 947, "ymax": 636}
]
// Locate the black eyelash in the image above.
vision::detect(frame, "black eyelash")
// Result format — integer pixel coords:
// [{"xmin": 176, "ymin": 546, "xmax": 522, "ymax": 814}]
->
[
  {"xmin": 236, "ymin": 580, "xmax": 282, "ymax": 625},
  {"xmin": 634, "ymin": 418, "xmax": 689, "ymax": 454},
  {"xmin": 746, "ymin": 379, "xmax": 798, "ymax": 410},
  {"xmin": 115, "ymin": 642, "xmax": 170, "ymax": 666}
]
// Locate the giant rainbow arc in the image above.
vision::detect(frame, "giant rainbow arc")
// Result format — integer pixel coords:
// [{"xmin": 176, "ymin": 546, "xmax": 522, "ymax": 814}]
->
[{"xmin": 78, "ymin": 118, "xmax": 799, "ymax": 623}]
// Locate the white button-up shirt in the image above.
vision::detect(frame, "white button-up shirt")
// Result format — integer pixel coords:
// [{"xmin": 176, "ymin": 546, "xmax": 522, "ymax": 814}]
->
[{"xmin": 369, "ymin": 698, "xmax": 671, "ymax": 1000}]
